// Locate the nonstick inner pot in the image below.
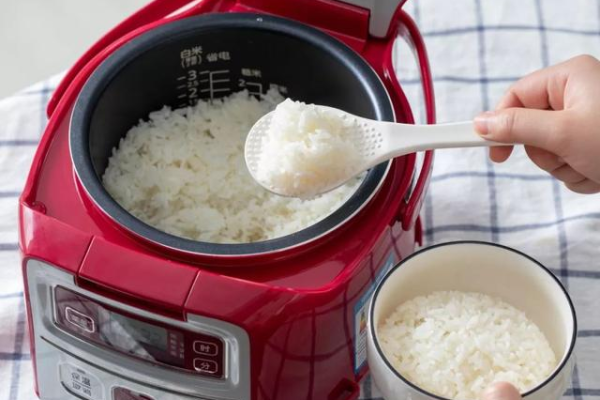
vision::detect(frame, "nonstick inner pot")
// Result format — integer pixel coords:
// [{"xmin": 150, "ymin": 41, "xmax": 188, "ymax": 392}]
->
[{"xmin": 70, "ymin": 13, "xmax": 395, "ymax": 256}]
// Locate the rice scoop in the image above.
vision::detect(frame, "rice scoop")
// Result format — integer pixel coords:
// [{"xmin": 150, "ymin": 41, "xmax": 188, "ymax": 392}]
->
[
  {"xmin": 378, "ymin": 291, "xmax": 557, "ymax": 400},
  {"xmin": 253, "ymin": 99, "xmax": 364, "ymax": 198}
]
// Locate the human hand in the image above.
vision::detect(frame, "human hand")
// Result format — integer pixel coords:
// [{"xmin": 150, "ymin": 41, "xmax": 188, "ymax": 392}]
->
[
  {"xmin": 474, "ymin": 55, "xmax": 600, "ymax": 194},
  {"xmin": 482, "ymin": 382, "xmax": 522, "ymax": 400}
]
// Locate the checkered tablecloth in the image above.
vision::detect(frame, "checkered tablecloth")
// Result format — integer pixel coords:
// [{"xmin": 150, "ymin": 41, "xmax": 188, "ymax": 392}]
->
[{"xmin": 1, "ymin": 1, "xmax": 599, "ymax": 399}]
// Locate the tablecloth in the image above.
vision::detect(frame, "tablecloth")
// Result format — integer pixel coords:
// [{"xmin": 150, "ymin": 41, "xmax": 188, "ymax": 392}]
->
[{"xmin": 1, "ymin": 0, "xmax": 599, "ymax": 399}]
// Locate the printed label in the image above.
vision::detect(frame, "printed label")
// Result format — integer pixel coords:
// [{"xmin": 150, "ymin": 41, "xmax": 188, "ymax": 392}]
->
[
  {"xmin": 353, "ymin": 252, "xmax": 396, "ymax": 374},
  {"xmin": 59, "ymin": 363, "xmax": 104, "ymax": 400}
]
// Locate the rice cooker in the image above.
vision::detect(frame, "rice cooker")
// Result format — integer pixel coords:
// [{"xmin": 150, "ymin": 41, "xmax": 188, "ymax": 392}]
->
[{"xmin": 19, "ymin": 0, "xmax": 435, "ymax": 399}]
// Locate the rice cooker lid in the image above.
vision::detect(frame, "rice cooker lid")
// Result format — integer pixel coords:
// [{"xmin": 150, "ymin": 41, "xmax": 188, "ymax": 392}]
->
[{"xmin": 70, "ymin": 13, "xmax": 395, "ymax": 257}]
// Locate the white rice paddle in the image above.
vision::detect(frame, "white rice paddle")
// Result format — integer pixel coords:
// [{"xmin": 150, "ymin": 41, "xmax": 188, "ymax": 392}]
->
[{"xmin": 245, "ymin": 105, "xmax": 507, "ymax": 198}]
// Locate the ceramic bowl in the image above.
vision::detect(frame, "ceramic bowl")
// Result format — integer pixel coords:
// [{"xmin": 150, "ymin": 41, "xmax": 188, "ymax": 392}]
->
[{"xmin": 367, "ymin": 241, "xmax": 577, "ymax": 400}]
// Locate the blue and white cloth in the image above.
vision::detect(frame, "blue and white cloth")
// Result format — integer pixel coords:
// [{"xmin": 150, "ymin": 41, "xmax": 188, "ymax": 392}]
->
[{"xmin": 1, "ymin": 1, "xmax": 599, "ymax": 399}]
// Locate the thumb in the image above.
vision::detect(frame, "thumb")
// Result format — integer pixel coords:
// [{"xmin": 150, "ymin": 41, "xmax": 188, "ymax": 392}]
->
[
  {"xmin": 482, "ymin": 382, "xmax": 522, "ymax": 400},
  {"xmin": 474, "ymin": 108, "xmax": 566, "ymax": 153}
]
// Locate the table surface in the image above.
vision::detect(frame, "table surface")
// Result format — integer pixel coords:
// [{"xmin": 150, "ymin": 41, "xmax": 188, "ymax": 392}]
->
[{"xmin": 0, "ymin": 1, "xmax": 599, "ymax": 399}]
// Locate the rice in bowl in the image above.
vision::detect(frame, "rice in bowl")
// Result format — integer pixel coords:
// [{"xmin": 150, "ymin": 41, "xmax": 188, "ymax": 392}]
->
[
  {"xmin": 378, "ymin": 290, "xmax": 557, "ymax": 400},
  {"xmin": 102, "ymin": 90, "xmax": 361, "ymax": 244}
]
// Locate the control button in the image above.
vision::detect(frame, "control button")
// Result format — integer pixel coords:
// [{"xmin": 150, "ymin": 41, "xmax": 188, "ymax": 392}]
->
[
  {"xmin": 113, "ymin": 387, "xmax": 154, "ymax": 400},
  {"xmin": 59, "ymin": 363, "xmax": 103, "ymax": 400},
  {"xmin": 65, "ymin": 307, "xmax": 95, "ymax": 333},
  {"xmin": 193, "ymin": 340, "xmax": 218, "ymax": 356},
  {"xmin": 193, "ymin": 358, "xmax": 218, "ymax": 374}
]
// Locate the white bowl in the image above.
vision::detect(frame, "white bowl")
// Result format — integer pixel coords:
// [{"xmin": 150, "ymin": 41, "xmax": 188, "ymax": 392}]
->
[{"xmin": 367, "ymin": 241, "xmax": 577, "ymax": 400}]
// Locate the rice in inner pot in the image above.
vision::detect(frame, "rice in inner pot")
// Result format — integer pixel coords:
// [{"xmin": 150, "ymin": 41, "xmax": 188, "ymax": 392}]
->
[
  {"xmin": 102, "ymin": 90, "xmax": 361, "ymax": 244},
  {"xmin": 378, "ymin": 291, "xmax": 557, "ymax": 400}
]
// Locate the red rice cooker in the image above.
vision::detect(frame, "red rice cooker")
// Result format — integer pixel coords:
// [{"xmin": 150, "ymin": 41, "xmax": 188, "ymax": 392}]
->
[{"xmin": 19, "ymin": 0, "xmax": 435, "ymax": 399}]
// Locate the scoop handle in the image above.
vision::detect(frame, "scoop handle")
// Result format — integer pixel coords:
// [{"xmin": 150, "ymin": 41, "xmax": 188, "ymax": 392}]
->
[{"xmin": 383, "ymin": 120, "xmax": 507, "ymax": 155}]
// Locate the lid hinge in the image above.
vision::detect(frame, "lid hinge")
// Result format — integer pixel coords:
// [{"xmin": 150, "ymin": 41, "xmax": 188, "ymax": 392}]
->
[{"xmin": 235, "ymin": 0, "xmax": 371, "ymax": 42}]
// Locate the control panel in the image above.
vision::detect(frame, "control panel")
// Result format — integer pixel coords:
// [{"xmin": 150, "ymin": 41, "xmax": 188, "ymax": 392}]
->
[
  {"xmin": 54, "ymin": 286, "xmax": 226, "ymax": 379},
  {"xmin": 27, "ymin": 259, "xmax": 250, "ymax": 400}
]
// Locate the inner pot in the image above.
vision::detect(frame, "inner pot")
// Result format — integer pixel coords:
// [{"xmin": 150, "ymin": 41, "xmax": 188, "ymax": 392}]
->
[{"xmin": 70, "ymin": 13, "xmax": 395, "ymax": 256}]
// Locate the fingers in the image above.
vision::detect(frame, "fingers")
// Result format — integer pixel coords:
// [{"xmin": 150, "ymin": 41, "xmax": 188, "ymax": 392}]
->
[
  {"xmin": 495, "ymin": 64, "xmax": 568, "ymax": 111},
  {"xmin": 490, "ymin": 144, "xmax": 598, "ymax": 192},
  {"xmin": 476, "ymin": 55, "xmax": 599, "ymax": 151},
  {"xmin": 489, "ymin": 146, "xmax": 514, "ymax": 163},
  {"xmin": 495, "ymin": 55, "xmax": 598, "ymax": 111},
  {"xmin": 524, "ymin": 146, "xmax": 564, "ymax": 173},
  {"xmin": 474, "ymin": 108, "xmax": 568, "ymax": 156},
  {"xmin": 551, "ymin": 164, "xmax": 587, "ymax": 184},
  {"xmin": 482, "ymin": 382, "xmax": 521, "ymax": 400},
  {"xmin": 524, "ymin": 146, "xmax": 588, "ymax": 183},
  {"xmin": 474, "ymin": 55, "xmax": 600, "ymax": 191},
  {"xmin": 565, "ymin": 179, "xmax": 600, "ymax": 194}
]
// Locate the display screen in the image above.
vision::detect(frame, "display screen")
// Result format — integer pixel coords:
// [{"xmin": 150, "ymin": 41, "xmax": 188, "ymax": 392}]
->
[
  {"xmin": 102, "ymin": 312, "xmax": 169, "ymax": 352},
  {"xmin": 95, "ymin": 310, "xmax": 184, "ymax": 367}
]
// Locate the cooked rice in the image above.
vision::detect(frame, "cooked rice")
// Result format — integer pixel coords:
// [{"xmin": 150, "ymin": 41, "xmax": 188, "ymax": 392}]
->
[
  {"xmin": 255, "ymin": 99, "xmax": 363, "ymax": 198},
  {"xmin": 102, "ymin": 90, "xmax": 360, "ymax": 243},
  {"xmin": 378, "ymin": 291, "xmax": 557, "ymax": 400}
]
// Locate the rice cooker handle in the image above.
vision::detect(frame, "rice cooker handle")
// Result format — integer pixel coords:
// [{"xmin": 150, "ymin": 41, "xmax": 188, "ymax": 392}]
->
[
  {"xmin": 47, "ymin": 0, "xmax": 211, "ymax": 118},
  {"xmin": 391, "ymin": 11, "xmax": 436, "ymax": 231}
]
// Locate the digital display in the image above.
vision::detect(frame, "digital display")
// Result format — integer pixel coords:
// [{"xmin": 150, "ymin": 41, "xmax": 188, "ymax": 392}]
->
[
  {"xmin": 96, "ymin": 310, "xmax": 185, "ymax": 367},
  {"xmin": 103, "ymin": 312, "xmax": 169, "ymax": 351}
]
